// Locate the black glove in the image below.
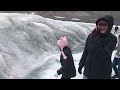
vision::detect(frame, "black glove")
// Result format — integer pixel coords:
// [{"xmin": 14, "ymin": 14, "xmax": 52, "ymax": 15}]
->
[{"xmin": 78, "ymin": 66, "xmax": 83, "ymax": 74}]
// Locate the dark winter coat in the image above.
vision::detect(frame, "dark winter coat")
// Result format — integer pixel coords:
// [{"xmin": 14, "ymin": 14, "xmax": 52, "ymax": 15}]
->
[
  {"xmin": 57, "ymin": 46, "xmax": 76, "ymax": 79},
  {"xmin": 79, "ymin": 15, "xmax": 117, "ymax": 79}
]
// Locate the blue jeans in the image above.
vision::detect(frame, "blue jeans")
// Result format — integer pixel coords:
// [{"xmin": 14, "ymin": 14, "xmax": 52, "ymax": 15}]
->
[{"xmin": 112, "ymin": 57, "xmax": 120, "ymax": 78}]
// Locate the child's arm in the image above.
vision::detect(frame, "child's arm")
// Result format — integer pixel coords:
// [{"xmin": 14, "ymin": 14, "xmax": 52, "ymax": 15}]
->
[
  {"xmin": 61, "ymin": 51, "xmax": 67, "ymax": 59},
  {"xmin": 57, "ymin": 47, "xmax": 71, "ymax": 75}
]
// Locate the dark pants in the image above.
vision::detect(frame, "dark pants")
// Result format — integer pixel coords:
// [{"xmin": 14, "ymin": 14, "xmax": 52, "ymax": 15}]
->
[
  {"xmin": 61, "ymin": 73, "xmax": 71, "ymax": 79},
  {"xmin": 83, "ymin": 75, "xmax": 88, "ymax": 79},
  {"xmin": 112, "ymin": 57, "xmax": 120, "ymax": 78}
]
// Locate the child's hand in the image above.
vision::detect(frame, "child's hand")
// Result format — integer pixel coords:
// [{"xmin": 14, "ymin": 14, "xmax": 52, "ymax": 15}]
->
[{"xmin": 54, "ymin": 73, "xmax": 59, "ymax": 78}]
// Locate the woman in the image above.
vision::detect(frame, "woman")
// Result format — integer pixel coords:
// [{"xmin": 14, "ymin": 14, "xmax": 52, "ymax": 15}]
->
[
  {"xmin": 78, "ymin": 15, "xmax": 117, "ymax": 79},
  {"xmin": 54, "ymin": 36, "xmax": 76, "ymax": 79}
]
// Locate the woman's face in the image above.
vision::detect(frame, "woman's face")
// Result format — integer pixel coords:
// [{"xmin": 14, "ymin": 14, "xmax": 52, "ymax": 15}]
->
[{"xmin": 97, "ymin": 21, "xmax": 108, "ymax": 33}]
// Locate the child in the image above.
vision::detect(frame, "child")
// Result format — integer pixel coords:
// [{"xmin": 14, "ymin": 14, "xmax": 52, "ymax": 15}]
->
[{"xmin": 54, "ymin": 36, "xmax": 76, "ymax": 79}]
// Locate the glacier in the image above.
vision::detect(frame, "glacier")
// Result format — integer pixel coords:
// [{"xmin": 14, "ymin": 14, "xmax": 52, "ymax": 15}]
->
[{"xmin": 0, "ymin": 13, "xmax": 118, "ymax": 79}]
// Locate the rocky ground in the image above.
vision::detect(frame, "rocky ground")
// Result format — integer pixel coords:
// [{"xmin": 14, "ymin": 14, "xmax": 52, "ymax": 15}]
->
[{"xmin": 0, "ymin": 11, "xmax": 120, "ymax": 25}]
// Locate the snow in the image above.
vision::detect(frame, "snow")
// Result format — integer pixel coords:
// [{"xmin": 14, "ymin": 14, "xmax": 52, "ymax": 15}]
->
[
  {"xmin": 33, "ymin": 52, "xmax": 84, "ymax": 79},
  {"xmin": 0, "ymin": 13, "xmax": 118, "ymax": 79},
  {"xmin": 55, "ymin": 16, "xmax": 65, "ymax": 19},
  {"xmin": 71, "ymin": 18, "xmax": 80, "ymax": 21}
]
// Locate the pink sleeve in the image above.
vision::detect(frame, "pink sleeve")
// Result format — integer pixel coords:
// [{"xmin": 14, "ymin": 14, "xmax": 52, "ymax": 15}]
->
[{"xmin": 61, "ymin": 51, "xmax": 67, "ymax": 59}]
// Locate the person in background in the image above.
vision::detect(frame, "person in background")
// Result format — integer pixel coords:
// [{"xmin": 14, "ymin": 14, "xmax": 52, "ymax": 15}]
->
[
  {"xmin": 111, "ymin": 35, "xmax": 120, "ymax": 79},
  {"xmin": 114, "ymin": 25, "xmax": 119, "ymax": 34}
]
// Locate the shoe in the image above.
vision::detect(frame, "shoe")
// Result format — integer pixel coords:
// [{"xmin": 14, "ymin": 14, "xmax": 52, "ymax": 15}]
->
[{"xmin": 111, "ymin": 75, "xmax": 118, "ymax": 78}]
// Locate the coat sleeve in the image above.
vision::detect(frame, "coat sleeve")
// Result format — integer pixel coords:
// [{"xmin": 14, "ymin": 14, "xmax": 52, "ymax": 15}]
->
[
  {"xmin": 57, "ymin": 48, "xmax": 71, "ymax": 75},
  {"xmin": 57, "ymin": 60, "xmax": 68, "ymax": 75},
  {"xmin": 101, "ymin": 36, "xmax": 117, "ymax": 57},
  {"xmin": 79, "ymin": 34, "xmax": 90, "ymax": 68}
]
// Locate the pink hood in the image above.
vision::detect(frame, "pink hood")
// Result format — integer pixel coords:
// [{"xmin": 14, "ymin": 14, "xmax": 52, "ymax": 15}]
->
[{"xmin": 57, "ymin": 36, "xmax": 68, "ymax": 48}]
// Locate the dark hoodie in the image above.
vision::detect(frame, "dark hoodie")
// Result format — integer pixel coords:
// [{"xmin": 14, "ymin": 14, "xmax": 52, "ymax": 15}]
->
[
  {"xmin": 92, "ymin": 15, "xmax": 114, "ymax": 37},
  {"xmin": 78, "ymin": 15, "xmax": 117, "ymax": 79},
  {"xmin": 96, "ymin": 15, "xmax": 114, "ymax": 33}
]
